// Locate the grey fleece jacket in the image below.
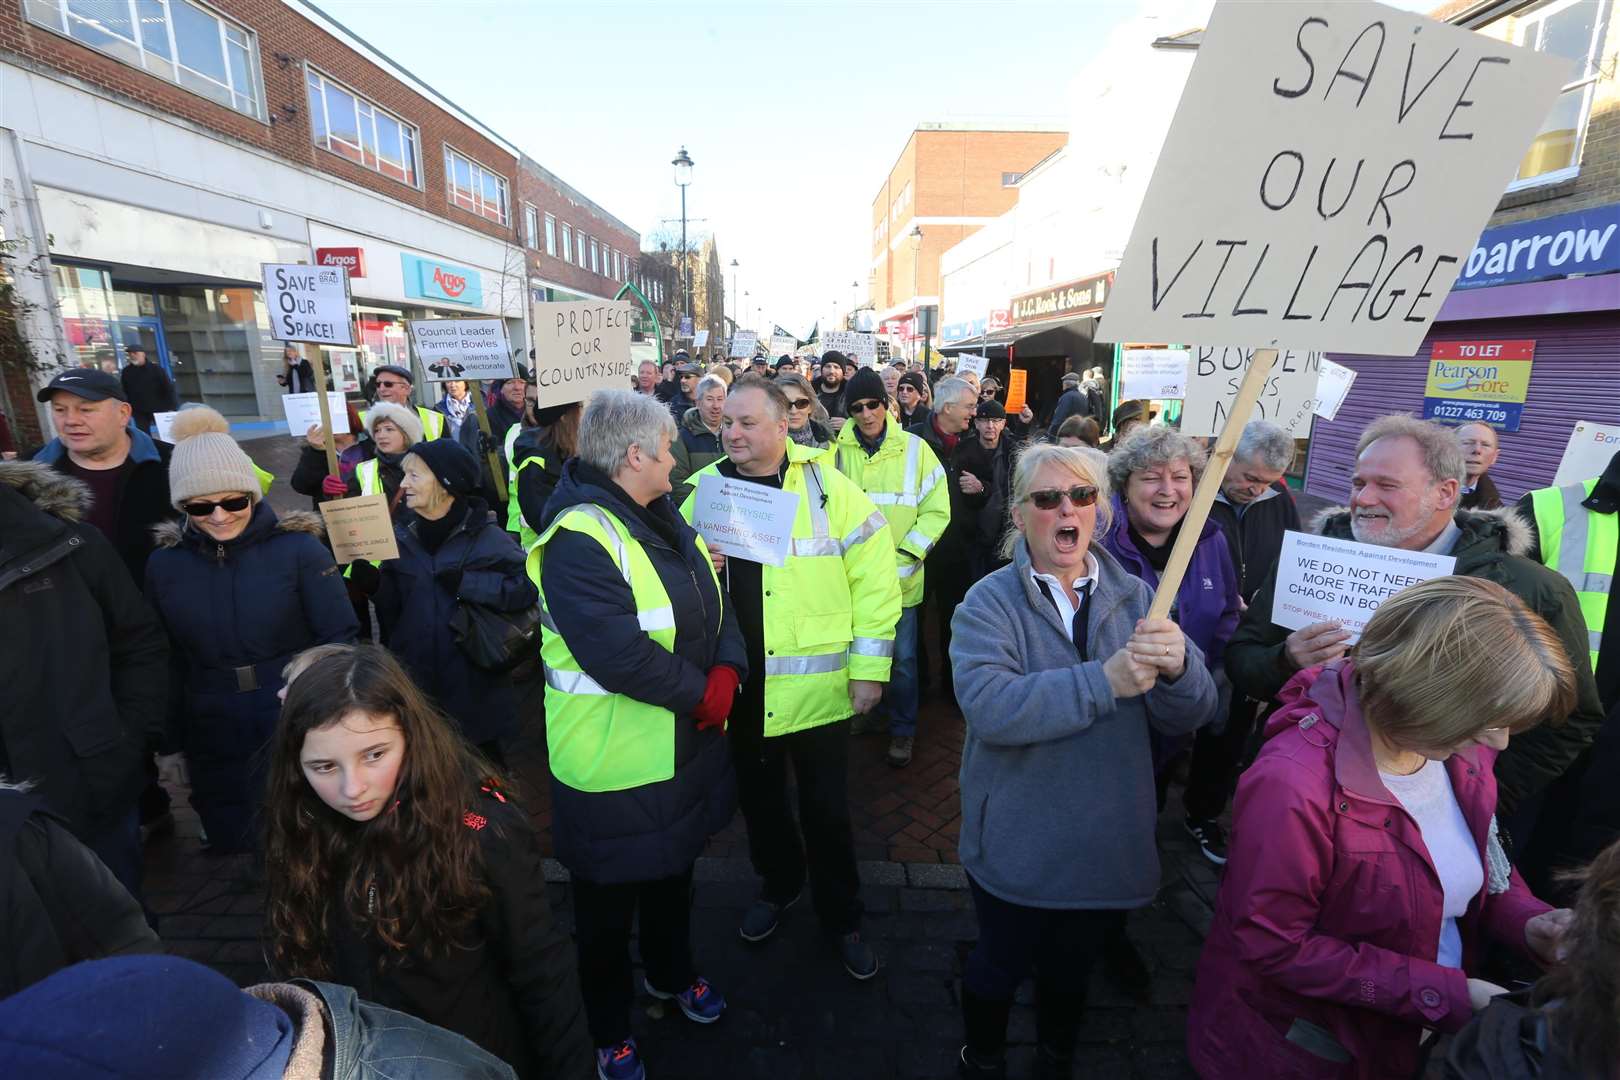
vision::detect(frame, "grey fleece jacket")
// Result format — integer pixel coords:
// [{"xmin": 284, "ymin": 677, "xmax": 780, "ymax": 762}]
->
[{"xmin": 950, "ymin": 539, "xmax": 1218, "ymax": 909}]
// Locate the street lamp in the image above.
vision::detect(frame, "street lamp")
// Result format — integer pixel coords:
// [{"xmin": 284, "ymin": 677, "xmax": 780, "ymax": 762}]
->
[
  {"xmin": 908, "ymin": 225, "xmax": 930, "ymax": 370},
  {"xmin": 850, "ymin": 279, "xmax": 859, "ymax": 313},
  {"xmin": 672, "ymin": 147, "xmax": 694, "ymax": 335},
  {"xmin": 730, "ymin": 258, "xmax": 739, "ymax": 327}
]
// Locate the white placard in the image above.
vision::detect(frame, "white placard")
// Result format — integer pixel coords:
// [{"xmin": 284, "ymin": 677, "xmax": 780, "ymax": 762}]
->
[
  {"xmin": 1554, "ymin": 421, "xmax": 1620, "ymax": 487},
  {"xmin": 407, "ymin": 318, "xmax": 514, "ymax": 382},
  {"xmin": 1179, "ymin": 347, "xmax": 1321, "ymax": 437},
  {"xmin": 1272, "ymin": 531, "xmax": 1455, "ymax": 642},
  {"xmin": 1120, "ymin": 349, "xmax": 1190, "ymax": 400},
  {"xmin": 770, "ymin": 334, "xmax": 797, "ymax": 357},
  {"xmin": 694, "ymin": 329, "xmax": 710, "ymax": 348},
  {"xmin": 282, "ymin": 392, "xmax": 351, "ymax": 438},
  {"xmin": 690, "ymin": 473, "xmax": 801, "ymax": 567},
  {"xmin": 261, "ymin": 263, "xmax": 354, "ymax": 346},
  {"xmin": 821, "ymin": 331, "xmax": 879, "ymax": 367},
  {"xmin": 530, "ymin": 300, "xmax": 634, "ymax": 409},
  {"xmin": 1313, "ymin": 358, "xmax": 1358, "ymax": 421},
  {"xmin": 151, "ymin": 411, "xmax": 179, "ymax": 443},
  {"xmin": 1095, "ymin": 1, "xmax": 1569, "ymax": 356},
  {"xmin": 729, "ymin": 331, "xmax": 759, "ymax": 359},
  {"xmin": 955, "ymin": 354, "xmax": 989, "ymax": 379}
]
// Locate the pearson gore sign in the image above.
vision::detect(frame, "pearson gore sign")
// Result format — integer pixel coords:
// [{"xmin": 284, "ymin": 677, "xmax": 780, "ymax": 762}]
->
[
  {"xmin": 1421, "ymin": 340, "xmax": 1534, "ymax": 432},
  {"xmin": 261, "ymin": 263, "xmax": 353, "ymax": 346},
  {"xmin": 690, "ymin": 474, "xmax": 800, "ymax": 567},
  {"xmin": 1272, "ymin": 531, "xmax": 1455, "ymax": 642},
  {"xmin": 1095, "ymin": 0, "xmax": 1569, "ymax": 357},
  {"xmin": 407, "ymin": 318, "xmax": 514, "ymax": 382},
  {"xmin": 530, "ymin": 300, "xmax": 634, "ymax": 409}
]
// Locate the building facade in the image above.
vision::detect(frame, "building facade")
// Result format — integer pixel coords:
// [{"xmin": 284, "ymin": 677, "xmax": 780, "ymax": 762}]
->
[{"xmin": 515, "ymin": 155, "xmax": 639, "ymax": 314}]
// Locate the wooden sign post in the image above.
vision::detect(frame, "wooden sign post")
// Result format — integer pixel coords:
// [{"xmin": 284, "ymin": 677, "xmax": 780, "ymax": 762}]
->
[
  {"xmin": 306, "ymin": 348, "xmax": 341, "ymax": 478},
  {"xmin": 261, "ymin": 262, "xmax": 355, "ymax": 479}
]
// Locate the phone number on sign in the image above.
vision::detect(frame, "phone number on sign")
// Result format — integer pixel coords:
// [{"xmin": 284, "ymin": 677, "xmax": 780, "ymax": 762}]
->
[{"xmin": 1422, "ymin": 398, "xmax": 1522, "ymax": 431}]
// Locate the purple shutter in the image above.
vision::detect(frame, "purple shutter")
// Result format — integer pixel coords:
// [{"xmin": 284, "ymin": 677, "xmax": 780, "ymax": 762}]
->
[{"xmin": 1305, "ymin": 312, "xmax": 1620, "ymax": 506}]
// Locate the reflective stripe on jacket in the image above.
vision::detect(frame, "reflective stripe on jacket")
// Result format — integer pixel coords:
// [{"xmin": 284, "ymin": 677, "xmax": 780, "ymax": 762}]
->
[
  {"xmin": 1530, "ymin": 478, "xmax": 1615, "ymax": 669},
  {"xmin": 680, "ymin": 441, "xmax": 902, "ymax": 737},
  {"xmin": 832, "ymin": 413, "xmax": 950, "ymax": 608}
]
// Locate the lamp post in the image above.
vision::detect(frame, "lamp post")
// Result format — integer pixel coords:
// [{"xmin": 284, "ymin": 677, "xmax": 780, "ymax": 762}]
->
[
  {"xmin": 909, "ymin": 225, "xmax": 930, "ymax": 370},
  {"xmin": 729, "ymin": 258, "xmax": 739, "ymax": 328},
  {"xmin": 850, "ymin": 279, "xmax": 859, "ymax": 314},
  {"xmin": 672, "ymin": 146, "xmax": 694, "ymax": 335}
]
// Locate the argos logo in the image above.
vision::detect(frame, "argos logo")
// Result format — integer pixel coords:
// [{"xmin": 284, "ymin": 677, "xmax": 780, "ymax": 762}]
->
[
  {"xmin": 401, "ymin": 254, "xmax": 482, "ymax": 306},
  {"xmin": 433, "ymin": 267, "xmax": 467, "ymax": 297}
]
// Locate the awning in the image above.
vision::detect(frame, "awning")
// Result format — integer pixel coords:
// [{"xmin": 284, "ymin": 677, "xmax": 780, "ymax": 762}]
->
[{"xmin": 937, "ymin": 314, "xmax": 1099, "ymax": 355}]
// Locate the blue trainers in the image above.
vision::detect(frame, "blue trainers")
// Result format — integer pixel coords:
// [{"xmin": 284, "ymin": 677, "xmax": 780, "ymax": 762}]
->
[
  {"xmin": 596, "ymin": 1038, "xmax": 645, "ymax": 1080},
  {"xmin": 644, "ymin": 974, "xmax": 726, "ymax": 1024}
]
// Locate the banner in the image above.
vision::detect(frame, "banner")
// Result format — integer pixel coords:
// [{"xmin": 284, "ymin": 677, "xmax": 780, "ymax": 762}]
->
[
  {"xmin": 689, "ymin": 474, "xmax": 800, "ymax": 567},
  {"xmin": 1119, "ymin": 349, "xmax": 1189, "ymax": 400},
  {"xmin": 821, "ymin": 331, "xmax": 878, "ymax": 366},
  {"xmin": 319, "ymin": 494, "xmax": 400, "ymax": 565},
  {"xmin": 1272, "ymin": 531, "xmax": 1455, "ymax": 642},
  {"xmin": 1554, "ymin": 421, "xmax": 1620, "ymax": 487},
  {"xmin": 261, "ymin": 263, "xmax": 353, "ymax": 346},
  {"xmin": 729, "ymin": 331, "xmax": 758, "ymax": 358},
  {"xmin": 282, "ymin": 392, "xmax": 352, "ymax": 438},
  {"xmin": 1312, "ymin": 358, "xmax": 1357, "ymax": 422},
  {"xmin": 406, "ymin": 318, "xmax": 514, "ymax": 382},
  {"xmin": 530, "ymin": 300, "xmax": 634, "ymax": 409},
  {"xmin": 1178, "ymin": 347, "xmax": 1321, "ymax": 437}
]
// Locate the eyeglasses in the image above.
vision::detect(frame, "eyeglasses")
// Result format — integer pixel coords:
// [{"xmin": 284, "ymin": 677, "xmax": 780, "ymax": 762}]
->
[
  {"xmin": 375, "ymin": 379, "xmax": 407, "ymax": 389},
  {"xmin": 1025, "ymin": 486, "xmax": 1098, "ymax": 511},
  {"xmin": 182, "ymin": 495, "xmax": 252, "ymax": 517},
  {"xmin": 786, "ymin": 398, "xmax": 813, "ymax": 411},
  {"xmin": 849, "ymin": 399, "xmax": 886, "ymax": 414}
]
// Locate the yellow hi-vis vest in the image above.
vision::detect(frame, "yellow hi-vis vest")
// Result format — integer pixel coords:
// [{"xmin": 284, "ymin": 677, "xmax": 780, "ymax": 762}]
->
[
  {"xmin": 1530, "ymin": 477, "xmax": 1616, "ymax": 670},
  {"xmin": 355, "ymin": 458, "xmax": 381, "ymax": 497},
  {"xmin": 680, "ymin": 441, "xmax": 902, "ymax": 737},
  {"xmin": 504, "ymin": 424, "xmax": 545, "ymax": 549},
  {"xmin": 528, "ymin": 503, "xmax": 721, "ymax": 792},
  {"xmin": 359, "ymin": 405, "xmax": 445, "ymax": 441},
  {"xmin": 252, "ymin": 463, "xmax": 274, "ymax": 496},
  {"xmin": 833, "ymin": 413, "xmax": 950, "ymax": 608}
]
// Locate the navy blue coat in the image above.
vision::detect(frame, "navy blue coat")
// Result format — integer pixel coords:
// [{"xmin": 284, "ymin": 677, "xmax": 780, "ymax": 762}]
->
[
  {"xmin": 538, "ymin": 459, "xmax": 745, "ymax": 883},
  {"xmin": 145, "ymin": 503, "xmax": 358, "ymax": 852},
  {"xmin": 375, "ymin": 501, "xmax": 535, "ymax": 748}
]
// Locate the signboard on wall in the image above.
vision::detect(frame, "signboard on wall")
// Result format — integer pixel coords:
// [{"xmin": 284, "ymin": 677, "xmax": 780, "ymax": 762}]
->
[
  {"xmin": 400, "ymin": 254, "xmax": 483, "ymax": 307},
  {"xmin": 1454, "ymin": 203, "xmax": 1620, "ymax": 291},
  {"xmin": 315, "ymin": 247, "xmax": 366, "ymax": 277},
  {"xmin": 1420, "ymin": 340, "xmax": 1535, "ymax": 432},
  {"xmin": 1010, "ymin": 271, "xmax": 1113, "ymax": 325}
]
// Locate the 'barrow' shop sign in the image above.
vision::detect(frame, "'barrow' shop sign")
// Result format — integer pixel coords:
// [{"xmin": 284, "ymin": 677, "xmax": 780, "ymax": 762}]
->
[
  {"xmin": 1452, "ymin": 202, "xmax": 1620, "ymax": 291},
  {"xmin": 1010, "ymin": 271, "xmax": 1114, "ymax": 326}
]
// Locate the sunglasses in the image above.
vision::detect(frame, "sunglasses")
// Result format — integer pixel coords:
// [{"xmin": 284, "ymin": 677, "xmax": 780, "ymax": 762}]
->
[
  {"xmin": 1025, "ymin": 486, "xmax": 1098, "ymax": 511},
  {"xmin": 786, "ymin": 398, "xmax": 813, "ymax": 410},
  {"xmin": 849, "ymin": 399, "xmax": 886, "ymax": 414},
  {"xmin": 183, "ymin": 495, "xmax": 252, "ymax": 517}
]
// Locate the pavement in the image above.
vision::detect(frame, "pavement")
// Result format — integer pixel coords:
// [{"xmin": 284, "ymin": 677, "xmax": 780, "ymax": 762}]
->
[{"xmin": 139, "ymin": 434, "xmax": 1235, "ymax": 1077}]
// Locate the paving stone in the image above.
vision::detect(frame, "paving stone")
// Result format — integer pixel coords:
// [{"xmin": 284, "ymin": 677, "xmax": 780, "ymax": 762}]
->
[
  {"xmin": 906, "ymin": 862, "xmax": 968, "ymax": 890},
  {"xmin": 857, "ymin": 860, "xmax": 907, "ymax": 886},
  {"xmin": 899, "ymin": 887, "xmax": 969, "ymax": 913}
]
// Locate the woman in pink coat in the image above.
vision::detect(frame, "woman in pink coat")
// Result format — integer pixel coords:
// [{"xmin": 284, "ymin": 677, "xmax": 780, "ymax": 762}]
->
[{"xmin": 1188, "ymin": 577, "xmax": 1578, "ymax": 1079}]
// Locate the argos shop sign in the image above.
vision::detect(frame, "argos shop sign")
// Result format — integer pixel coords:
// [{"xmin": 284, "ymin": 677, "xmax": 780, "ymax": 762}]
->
[{"xmin": 401, "ymin": 254, "xmax": 483, "ymax": 307}]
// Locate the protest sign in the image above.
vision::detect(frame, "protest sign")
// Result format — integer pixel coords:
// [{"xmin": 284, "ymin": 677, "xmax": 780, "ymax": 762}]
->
[
  {"xmin": 690, "ymin": 474, "xmax": 800, "ymax": 567},
  {"xmin": 406, "ymin": 318, "xmax": 514, "ymax": 382},
  {"xmin": 1094, "ymin": 1, "xmax": 1568, "ymax": 357},
  {"xmin": 822, "ymin": 331, "xmax": 878, "ymax": 366},
  {"xmin": 729, "ymin": 331, "xmax": 758, "ymax": 358},
  {"xmin": 955, "ymin": 353, "xmax": 989, "ymax": 380},
  {"xmin": 1421, "ymin": 340, "xmax": 1535, "ymax": 432},
  {"xmin": 769, "ymin": 333, "xmax": 797, "ymax": 357},
  {"xmin": 1554, "ymin": 421, "xmax": 1620, "ymax": 487},
  {"xmin": 319, "ymin": 494, "xmax": 400, "ymax": 565},
  {"xmin": 151, "ymin": 411, "xmax": 179, "ymax": 443},
  {"xmin": 694, "ymin": 329, "xmax": 710, "ymax": 348},
  {"xmin": 1179, "ymin": 347, "xmax": 1322, "ymax": 437},
  {"xmin": 530, "ymin": 300, "xmax": 634, "ymax": 410},
  {"xmin": 1272, "ymin": 531, "xmax": 1455, "ymax": 642},
  {"xmin": 282, "ymin": 392, "xmax": 351, "ymax": 438},
  {"xmin": 1313, "ymin": 358, "xmax": 1357, "ymax": 421},
  {"xmin": 1005, "ymin": 369, "xmax": 1029, "ymax": 415},
  {"xmin": 1120, "ymin": 349, "xmax": 1189, "ymax": 400},
  {"xmin": 261, "ymin": 263, "xmax": 353, "ymax": 347}
]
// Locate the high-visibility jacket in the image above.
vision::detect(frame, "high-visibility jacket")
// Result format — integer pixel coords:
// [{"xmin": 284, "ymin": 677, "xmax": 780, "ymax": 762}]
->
[
  {"xmin": 681, "ymin": 442, "xmax": 902, "ymax": 737},
  {"xmin": 529, "ymin": 502, "xmax": 722, "ymax": 792},
  {"xmin": 359, "ymin": 404, "xmax": 444, "ymax": 441},
  {"xmin": 355, "ymin": 458, "xmax": 381, "ymax": 497},
  {"xmin": 504, "ymin": 423, "xmax": 543, "ymax": 548},
  {"xmin": 1529, "ymin": 477, "xmax": 1616, "ymax": 670},
  {"xmin": 832, "ymin": 413, "xmax": 950, "ymax": 608},
  {"xmin": 252, "ymin": 463, "xmax": 274, "ymax": 497}
]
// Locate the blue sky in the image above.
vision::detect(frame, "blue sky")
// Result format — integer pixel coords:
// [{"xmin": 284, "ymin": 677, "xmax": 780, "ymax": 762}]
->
[{"xmin": 313, "ymin": 0, "xmax": 1152, "ymax": 335}]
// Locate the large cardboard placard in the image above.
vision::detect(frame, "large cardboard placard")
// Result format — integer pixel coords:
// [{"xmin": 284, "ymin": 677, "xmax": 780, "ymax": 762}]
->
[
  {"xmin": 262, "ymin": 263, "xmax": 354, "ymax": 346},
  {"xmin": 689, "ymin": 474, "xmax": 800, "ymax": 567},
  {"xmin": 1554, "ymin": 421, "xmax": 1620, "ymax": 487},
  {"xmin": 530, "ymin": 300, "xmax": 634, "ymax": 409},
  {"xmin": 1120, "ymin": 349, "xmax": 1190, "ymax": 400},
  {"xmin": 1179, "ymin": 347, "xmax": 1321, "ymax": 437},
  {"xmin": 821, "ymin": 331, "xmax": 878, "ymax": 367},
  {"xmin": 769, "ymin": 333, "xmax": 797, "ymax": 357},
  {"xmin": 282, "ymin": 392, "xmax": 351, "ymax": 438},
  {"xmin": 1272, "ymin": 531, "xmax": 1455, "ymax": 642},
  {"xmin": 319, "ymin": 493, "xmax": 400, "ymax": 565},
  {"xmin": 1095, "ymin": 0, "xmax": 1569, "ymax": 356},
  {"xmin": 407, "ymin": 318, "xmax": 515, "ymax": 382},
  {"xmin": 729, "ymin": 331, "xmax": 758, "ymax": 359}
]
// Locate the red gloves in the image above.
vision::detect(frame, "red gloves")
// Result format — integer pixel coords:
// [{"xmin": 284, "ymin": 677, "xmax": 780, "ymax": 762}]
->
[
  {"xmin": 692, "ymin": 666, "xmax": 740, "ymax": 731},
  {"xmin": 321, "ymin": 474, "xmax": 348, "ymax": 497}
]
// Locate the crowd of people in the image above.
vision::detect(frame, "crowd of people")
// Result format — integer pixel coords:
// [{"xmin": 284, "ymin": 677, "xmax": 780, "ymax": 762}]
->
[{"xmin": 1, "ymin": 341, "xmax": 1617, "ymax": 1080}]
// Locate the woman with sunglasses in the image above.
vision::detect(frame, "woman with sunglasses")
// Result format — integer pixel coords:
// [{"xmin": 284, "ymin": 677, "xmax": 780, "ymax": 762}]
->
[
  {"xmin": 773, "ymin": 372, "xmax": 832, "ymax": 450},
  {"xmin": 144, "ymin": 407, "xmax": 358, "ymax": 853},
  {"xmin": 950, "ymin": 443, "xmax": 1216, "ymax": 1079}
]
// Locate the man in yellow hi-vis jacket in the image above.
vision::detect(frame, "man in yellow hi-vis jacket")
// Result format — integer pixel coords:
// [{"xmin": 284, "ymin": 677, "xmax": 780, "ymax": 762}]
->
[{"xmin": 681, "ymin": 374, "xmax": 901, "ymax": 982}]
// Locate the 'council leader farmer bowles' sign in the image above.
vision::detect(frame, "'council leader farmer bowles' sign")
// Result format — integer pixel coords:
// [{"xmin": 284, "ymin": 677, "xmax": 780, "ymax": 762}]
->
[
  {"xmin": 531, "ymin": 300, "xmax": 634, "ymax": 409},
  {"xmin": 1095, "ymin": 0, "xmax": 1569, "ymax": 357}
]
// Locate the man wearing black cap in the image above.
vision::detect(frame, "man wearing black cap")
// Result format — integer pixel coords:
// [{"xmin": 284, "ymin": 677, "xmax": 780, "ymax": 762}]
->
[
  {"xmin": 118, "ymin": 348, "xmax": 178, "ymax": 437},
  {"xmin": 956, "ymin": 399, "xmax": 1020, "ymax": 579},
  {"xmin": 749, "ymin": 356, "xmax": 771, "ymax": 377},
  {"xmin": 361, "ymin": 365, "xmax": 446, "ymax": 442},
  {"xmin": 667, "ymin": 363, "xmax": 702, "ymax": 423},
  {"xmin": 815, "ymin": 351, "xmax": 850, "ymax": 430},
  {"xmin": 897, "ymin": 371, "xmax": 930, "ymax": 431},
  {"xmin": 774, "ymin": 356, "xmax": 799, "ymax": 378},
  {"xmin": 29, "ymin": 369, "xmax": 175, "ymax": 585}
]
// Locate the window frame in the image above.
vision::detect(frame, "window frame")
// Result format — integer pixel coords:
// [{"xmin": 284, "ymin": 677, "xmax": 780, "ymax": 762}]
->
[
  {"xmin": 577, "ymin": 231, "xmax": 587, "ymax": 267},
  {"xmin": 523, "ymin": 203, "xmax": 541, "ymax": 249},
  {"xmin": 544, "ymin": 213, "xmax": 557, "ymax": 257},
  {"xmin": 304, "ymin": 64, "xmax": 421, "ymax": 188},
  {"xmin": 1504, "ymin": 0, "xmax": 1611, "ymax": 192},
  {"xmin": 561, "ymin": 222, "xmax": 573, "ymax": 262},
  {"xmin": 442, "ymin": 143, "xmax": 510, "ymax": 226},
  {"xmin": 589, "ymin": 238, "xmax": 599, "ymax": 274}
]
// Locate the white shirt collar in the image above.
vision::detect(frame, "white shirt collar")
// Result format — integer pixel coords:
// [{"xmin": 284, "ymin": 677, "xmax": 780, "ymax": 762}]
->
[{"xmin": 1028, "ymin": 551, "xmax": 1100, "ymax": 596}]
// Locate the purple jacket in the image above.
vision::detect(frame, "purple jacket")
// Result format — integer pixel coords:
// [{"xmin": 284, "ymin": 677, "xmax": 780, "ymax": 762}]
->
[
  {"xmin": 1100, "ymin": 495, "xmax": 1239, "ymax": 670},
  {"xmin": 1186, "ymin": 662, "xmax": 1550, "ymax": 1079}
]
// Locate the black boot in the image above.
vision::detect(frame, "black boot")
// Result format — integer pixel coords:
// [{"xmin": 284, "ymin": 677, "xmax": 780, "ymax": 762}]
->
[
  {"xmin": 958, "ymin": 986, "xmax": 1010, "ymax": 1079},
  {"xmin": 1034, "ymin": 981, "xmax": 1087, "ymax": 1080}
]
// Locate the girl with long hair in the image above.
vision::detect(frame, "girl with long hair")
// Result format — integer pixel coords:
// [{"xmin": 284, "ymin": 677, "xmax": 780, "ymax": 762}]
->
[{"xmin": 263, "ymin": 644, "xmax": 591, "ymax": 1079}]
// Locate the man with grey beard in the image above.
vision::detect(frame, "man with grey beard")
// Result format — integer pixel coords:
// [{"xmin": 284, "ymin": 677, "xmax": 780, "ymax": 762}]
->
[{"xmin": 1225, "ymin": 414, "xmax": 1602, "ymax": 838}]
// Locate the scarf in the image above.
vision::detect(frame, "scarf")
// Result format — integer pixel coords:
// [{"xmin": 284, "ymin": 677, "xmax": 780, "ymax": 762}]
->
[{"xmin": 443, "ymin": 393, "xmax": 471, "ymax": 436}]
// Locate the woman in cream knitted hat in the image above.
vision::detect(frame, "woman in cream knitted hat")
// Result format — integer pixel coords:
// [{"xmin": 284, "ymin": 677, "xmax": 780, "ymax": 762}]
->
[{"xmin": 145, "ymin": 406, "xmax": 358, "ymax": 852}]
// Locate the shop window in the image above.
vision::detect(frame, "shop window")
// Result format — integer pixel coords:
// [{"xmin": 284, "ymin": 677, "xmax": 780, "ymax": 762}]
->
[
  {"xmin": 1510, "ymin": 0, "xmax": 1612, "ymax": 188},
  {"xmin": 25, "ymin": 0, "xmax": 265, "ymax": 118},
  {"xmin": 306, "ymin": 67, "xmax": 419, "ymax": 187},
  {"xmin": 545, "ymin": 213, "xmax": 557, "ymax": 256},
  {"xmin": 443, "ymin": 145, "xmax": 509, "ymax": 225},
  {"xmin": 524, "ymin": 204, "xmax": 541, "ymax": 249},
  {"xmin": 159, "ymin": 286, "xmax": 261, "ymax": 417},
  {"xmin": 561, "ymin": 223, "xmax": 572, "ymax": 262}
]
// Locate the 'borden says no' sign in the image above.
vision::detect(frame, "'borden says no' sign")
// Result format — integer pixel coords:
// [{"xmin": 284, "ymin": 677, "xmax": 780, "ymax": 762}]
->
[{"xmin": 261, "ymin": 263, "xmax": 355, "ymax": 347}]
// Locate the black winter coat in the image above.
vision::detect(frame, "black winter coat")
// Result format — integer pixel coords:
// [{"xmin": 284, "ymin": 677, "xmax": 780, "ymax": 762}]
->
[
  {"xmin": 910, "ymin": 415, "xmax": 971, "ymax": 567},
  {"xmin": 1225, "ymin": 506, "xmax": 1605, "ymax": 818},
  {"xmin": 0, "ymin": 463, "xmax": 165, "ymax": 839},
  {"xmin": 327, "ymin": 787, "xmax": 593, "ymax": 1080},
  {"xmin": 1208, "ymin": 482, "xmax": 1302, "ymax": 603},
  {"xmin": 145, "ymin": 503, "xmax": 358, "ymax": 851},
  {"xmin": 376, "ymin": 501, "xmax": 535, "ymax": 747},
  {"xmin": 512, "ymin": 428, "xmax": 565, "ymax": 540},
  {"xmin": 955, "ymin": 432, "xmax": 1019, "ymax": 564},
  {"xmin": 0, "ymin": 790, "xmax": 162, "ymax": 998},
  {"xmin": 30, "ymin": 424, "xmax": 176, "ymax": 586},
  {"xmin": 1442, "ymin": 992, "xmax": 1583, "ymax": 1079},
  {"xmin": 118, "ymin": 363, "xmax": 177, "ymax": 424},
  {"xmin": 536, "ymin": 460, "xmax": 745, "ymax": 884}
]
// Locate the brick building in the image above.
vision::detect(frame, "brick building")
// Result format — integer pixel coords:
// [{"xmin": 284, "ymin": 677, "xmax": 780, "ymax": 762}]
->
[
  {"xmin": 0, "ymin": 0, "xmax": 633, "ymax": 437},
  {"xmin": 515, "ymin": 155, "xmax": 639, "ymax": 312},
  {"xmin": 867, "ymin": 122, "xmax": 1067, "ymax": 359}
]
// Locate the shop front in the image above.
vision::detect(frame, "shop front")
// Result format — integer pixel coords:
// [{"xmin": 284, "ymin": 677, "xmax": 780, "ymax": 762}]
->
[{"xmin": 1304, "ymin": 202, "xmax": 1620, "ymax": 505}]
